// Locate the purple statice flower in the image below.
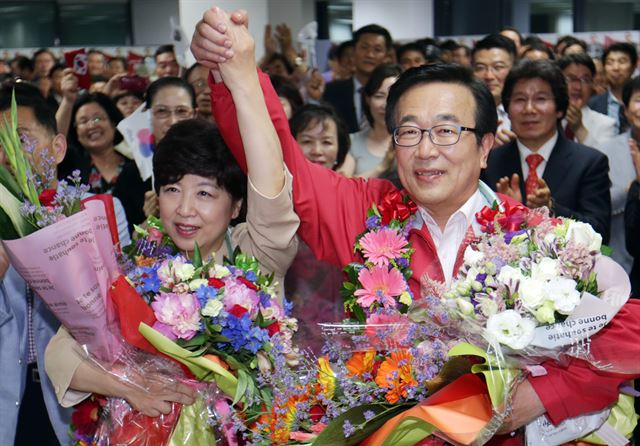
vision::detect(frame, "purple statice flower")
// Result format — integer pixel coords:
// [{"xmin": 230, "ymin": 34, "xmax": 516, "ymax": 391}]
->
[
  {"xmin": 365, "ymin": 215, "xmax": 380, "ymax": 230},
  {"xmin": 363, "ymin": 410, "xmax": 376, "ymax": 421},
  {"xmin": 396, "ymin": 257, "xmax": 410, "ymax": 268},
  {"xmin": 475, "ymin": 273, "xmax": 487, "ymax": 284},
  {"xmin": 504, "ymin": 228, "xmax": 527, "ymax": 244},
  {"xmin": 342, "ymin": 418, "xmax": 356, "ymax": 438},
  {"xmin": 220, "ymin": 313, "xmax": 269, "ymax": 353}
]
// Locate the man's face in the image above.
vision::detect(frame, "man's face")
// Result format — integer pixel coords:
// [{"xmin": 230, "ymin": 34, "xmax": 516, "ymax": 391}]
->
[
  {"xmin": 604, "ymin": 50, "xmax": 635, "ymax": 89},
  {"xmin": 563, "ymin": 63, "xmax": 593, "ymax": 106},
  {"xmin": 88, "ymin": 53, "xmax": 106, "ymax": 77},
  {"xmin": 354, "ymin": 33, "xmax": 388, "ymax": 77},
  {"xmin": 34, "ymin": 52, "xmax": 55, "ymax": 78},
  {"xmin": 394, "ymin": 82, "xmax": 491, "ymax": 217},
  {"xmin": 399, "ymin": 50, "xmax": 426, "ymax": 71},
  {"xmin": 508, "ymin": 78, "xmax": 562, "ymax": 150},
  {"xmin": 186, "ymin": 64, "xmax": 212, "ymax": 117},
  {"xmin": 500, "ymin": 30, "xmax": 522, "ymax": 56},
  {"xmin": 0, "ymin": 106, "xmax": 65, "ymax": 183},
  {"xmin": 473, "ymin": 48, "xmax": 513, "ymax": 106},
  {"xmin": 155, "ymin": 52, "xmax": 180, "ymax": 78},
  {"xmin": 453, "ymin": 47, "xmax": 471, "ymax": 66},
  {"xmin": 51, "ymin": 68, "xmax": 64, "ymax": 96}
]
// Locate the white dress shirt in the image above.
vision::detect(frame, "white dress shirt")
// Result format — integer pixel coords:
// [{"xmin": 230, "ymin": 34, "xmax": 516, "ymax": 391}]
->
[
  {"xmin": 561, "ymin": 106, "xmax": 617, "ymax": 148},
  {"xmin": 517, "ymin": 131, "xmax": 558, "ymax": 179},
  {"xmin": 497, "ymin": 103, "xmax": 511, "ymax": 131},
  {"xmin": 418, "ymin": 189, "xmax": 486, "ymax": 284}
]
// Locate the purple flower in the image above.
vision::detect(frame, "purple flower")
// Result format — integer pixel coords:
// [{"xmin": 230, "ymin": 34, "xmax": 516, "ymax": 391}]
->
[
  {"xmin": 504, "ymin": 229, "xmax": 526, "ymax": 244},
  {"xmin": 343, "ymin": 419, "xmax": 356, "ymax": 437},
  {"xmin": 365, "ymin": 215, "xmax": 380, "ymax": 230}
]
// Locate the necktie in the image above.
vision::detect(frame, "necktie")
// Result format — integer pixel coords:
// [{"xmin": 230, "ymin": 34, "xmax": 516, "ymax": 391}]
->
[
  {"xmin": 564, "ymin": 123, "xmax": 575, "ymax": 141},
  {"xmin": 525, "ymin": 153, "xmax": 544, "ymax": 198}
]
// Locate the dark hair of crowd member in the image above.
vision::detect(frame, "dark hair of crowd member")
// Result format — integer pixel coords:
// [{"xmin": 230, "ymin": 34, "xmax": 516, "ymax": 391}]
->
[
  {"xmin": 353, "ymin": 24, "xmax": 393, "ymax": 50},
  {"xmin": 439, "ymin": 39, "xmax": 459, "ymax": 53},
  {"xmin": 472, "ymin": 34, "xmax": 517, "ymax": 61},
  {"xmin": 622, "ymin": 76, "xmax": 640, "ymax": 109},
  {"xmin": 153, "ymin": 119, "xmax": 247, "ymax": 223},
  {"xmin": 270, "ymin": 74, "xmax": 304, "ymax": 115},
  {"xmin": 33, "ymin": 48, "xmax": 56, "ymax": 63},
  {"xmin": 522, "ymin": 41, "xmax": 555, "ymax": 60},
  {"xmin": 67, "ymin": 92, "xmax": 125, "ymax": 148},
  {"xmin": 11, "ymin": 55, "xmax": 34, "ymax": 74},
  {"xmin": 336, "ymin": 40, "xmax": 354, "ymax": 61},
  {"xmin": 263, "ymin": 53, "xmax": 294, "ymax": 76},
  {"xmin": 502, "ymin": 59, "xmax": 569, "ymax": 119},
  {"xmin": 602, "ymin": 42, "xmax": 638, "ymax": 65},
  {"xmin": 555, "ymin": 36, "xmax": 587, "ymax": 55},
  {"xmin": 0, "ymin": 81, "xmax": 57, "ymax": 135},
  {"xmin": 385, "ymin": 64, "xmax": 497, "ymax": 145},
  {"xmin": 183, "ymin": 62, "xmax": 201, "ymax": 81},
  {"xmin": 362, "ymin": 64, "xmax": 403, "ymax": 127},
  {"xmin": 289, "ymin": 103, "xmax": 351, "ymax": 169},
  {"xmin": 154, "ymin": 44, "xmax": 175, "ymax": 60},
  {"xmin": 144, "ymin": 76, "xmax": 196, "ymax": 109},
  {"xmin": 396, "ymin": 43, "xmax": 428, "ymax": 65},
  {"xmin": 499, "ymin": 27, "xmax": 523, "ymax": 45},
  {"xmin": 48, "ymin": 62, "xmax": 65, "ymax": 78},
  {"xmin": 557, "ymin": 53, "xmax": 596, "ymax": 76}
]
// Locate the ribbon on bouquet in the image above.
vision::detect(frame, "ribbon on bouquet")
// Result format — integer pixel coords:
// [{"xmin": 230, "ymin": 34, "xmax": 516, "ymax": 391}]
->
[{"xmin": 361, "ymin": 374, "xmax": 493, "ymax": 446}]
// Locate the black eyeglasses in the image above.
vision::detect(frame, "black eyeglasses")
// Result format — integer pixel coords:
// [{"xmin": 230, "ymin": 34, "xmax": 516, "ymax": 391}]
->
[{"xmin": 393, "ymin": 124, "xmax": 477, "ymax": 147}]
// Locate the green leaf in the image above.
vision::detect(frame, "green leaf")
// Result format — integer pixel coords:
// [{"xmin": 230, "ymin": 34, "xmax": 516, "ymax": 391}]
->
[
  {"xmin": 192, "ymin": 243, "xmax": 203, "ymax": 268},
  {"xmin": 168, "ymin": 396, "xmax": 218, "ymax": 446},
  {"xmin": 0, "ymin": 206, "xmax": 20, "ymax": 240},
  {"xmin": 600, "ymin": 244, "xmax": 613, "ymax": 257},
  {"xmin": 0, "ymin": 181, "xmax": 36, "ymax": 238},
  {"xmin": 0, "ymin": 164, "xmax": 22, "ymax": 198},
  {"xmin": 233, "ymin": 368, "xmax": 250, "ymax": 406},
  {"xmin": 380, "ymin": 416, "xmax": 435, "ymax": 446},
  {"xmin": 311, "ymin": 403, "xmax": 410, "ymax": 446}
]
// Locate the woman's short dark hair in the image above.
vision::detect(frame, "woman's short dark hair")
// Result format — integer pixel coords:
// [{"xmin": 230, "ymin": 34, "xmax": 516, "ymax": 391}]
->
[
  {"xmin": 68, "ymin": 92, "xmax": 124, "ymax": 148},
  {"xmin": 145, "ymin": 76, "xmax": 196, "ymax": 109},
  {"xmin": 270, "ymin": 74, "xmax": 304, "ymax": 115},
  {"xmin": 153, "ymin": 119, "xmax": 247, "ymax": 221},
  {"xmin": 502, "ymin": 59, "xmax": 569, "ymax": 119},
  {"xmin": 362, "ymin": 64, "xmax": 403, "ymax": 127},
  {"xmin": 263, "ymin": 53, "xmax": 294, "ymax": 76},
  {"xmin": 385, "ymin": 64, "xmax": 497, "ymax": 145},
  {"xmin": 622, "ymin": 76, "xmax": 640, "ymax": 108},
  {"xmin": 289, "ymin": 103, "xmax": 350, "ymax": 169}
]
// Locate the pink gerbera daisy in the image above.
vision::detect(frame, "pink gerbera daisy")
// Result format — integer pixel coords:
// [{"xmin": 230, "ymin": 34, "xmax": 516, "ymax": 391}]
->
[
  {"xmin": 354, "ymin": 266, "xmax": 406, "ymax": 308},
  {"xmin": 359, "ymin": 228, "xmax": 408, "ymax": 266}
]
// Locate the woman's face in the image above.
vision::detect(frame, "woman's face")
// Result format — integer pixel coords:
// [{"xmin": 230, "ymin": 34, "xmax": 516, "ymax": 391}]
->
[
  {"xmin": 159, "ymin": 174, "xmax": 241, "ymax": 259},
  {"xmin": 75, "ymin": 102, "xmax": 116, "ymax": 154},
  {"xmin": 116, "ymin": 95, "xmax": 143, "ymax": 118},
  {"xmin": 296, "ymin": 118, "xmax": 339, "ymax": 168},
  {"xmin": 625, "ymin": 90, "xmax": 640, "ymax": 132},
  {"xmin": 150, "ymin": 86, "xmax": 195, "ymax": 143},
  {"xmin": 367, "ymin": 76, "xmax": 397, "ymax": 127}
]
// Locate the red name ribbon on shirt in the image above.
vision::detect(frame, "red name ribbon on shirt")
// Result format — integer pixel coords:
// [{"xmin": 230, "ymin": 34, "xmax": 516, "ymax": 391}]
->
[
  {"xmin": 378, "ymin": 190, "xmax": 418, "ymax": 225},
  {"xmin": 475, "ymin": 201, "xmax": 528, "ymax": 233}
]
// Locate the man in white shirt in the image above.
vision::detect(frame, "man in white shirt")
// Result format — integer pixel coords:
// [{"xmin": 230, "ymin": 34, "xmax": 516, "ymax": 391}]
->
[
  {"xmin": 483, "ymin": 59, "xmax": 612, "ymax": 242},
  {"xmin": 558, "ymin": 53, "xmax": 617, "ymax": 148}
]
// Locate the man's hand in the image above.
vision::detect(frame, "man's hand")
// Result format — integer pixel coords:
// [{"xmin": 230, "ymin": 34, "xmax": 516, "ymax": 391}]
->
[
  {"xmin": 190, "ymin": 7, "xmax": 249, "ymax": 69},
  {"xmin": 496, "ymin": 173, "xmax": 522, "ymax": 203},
  {"xmin": 143, "ymin": 191, "xmax": 159, "ymax": 218},
  {"xmin": 497, "ymin": 379, "xmax": 546, "ymax": 434},
  {"xmin": 307, "ymin": 69, "xmax": 325, "ymax": 101},
  {"xmin": 630, "ymin": 138, "xmax": 640, "ymax": 182},
  {"xmin": 526, "ymin": 178, "xmax": 552, "ymax": 209},
  {"xmin": 263, "ymin": 24, "xmax": 278, "ymax": 57},
  {"xmin": 494, "ymin": 125, "xmax": 517, "ymax": 148},
  {"xmin": 60, "ymin": 68, "xmax": 79, "ymax": 102}
]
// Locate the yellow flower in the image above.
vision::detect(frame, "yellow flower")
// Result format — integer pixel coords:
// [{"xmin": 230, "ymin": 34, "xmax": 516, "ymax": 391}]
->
[
  {"xmin": 317, "ymin": 356, "xmax": 336, "ymax": 399},
  {"xmin": 399, "ymin": 291, "xmax": 412, "ymax": 306}
]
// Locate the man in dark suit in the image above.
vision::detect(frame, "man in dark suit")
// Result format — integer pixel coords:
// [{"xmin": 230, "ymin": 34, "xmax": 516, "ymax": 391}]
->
[
  {"xmin": 588, "ymin": 42, "xmax": 637, "ymax": 134},
  {"xmin": 322, "ymin": 24, "xmax": 392, "ymax": 133},
  {"xmin": 482, "ymin": 60, "xmax": 611, "ymax": 242}
]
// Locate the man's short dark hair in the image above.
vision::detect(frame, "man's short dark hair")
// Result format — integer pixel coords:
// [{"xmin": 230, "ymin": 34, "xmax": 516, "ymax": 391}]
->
[
  {"xmin": 472, "ymin": 34, "xmax": 517, "ymax": 62},
  {"xmin": 385, "ymin": 64, "xmax": 498, "ymax": 144},
  {"xmin": 11, "ymin": 55, "xmax": 34, "ymax": 73},
  {"xmin": 439, "ymin": 39, "xmax": 459, "ymax": 52},
  {"xmin": 522, "ymin": 41, "xmax": 555, "ymax": 60},
  {"xmin": 602, "ymin": 42, "xmax": 638, "ymax": 66},
  {"xmin": 145, "ymin": 76, "xmax": 196, "ymax": 109},
  {"xmin": 183, "ymin": 62, "xmax": 201, "ymax": 82},
  {"xmin": 502, "ymin": 59, "xmax": 569, "ymax": 119},
  {"xmin": 555, "ymin": 36, "xmax": 587, "ymax": 55},
  {"xmin": 557, "ymin": 53, "xmax": 596, "ymax": 76},
  {"xmin": 49, "ymin": 62, "xmax": 66, "ymax": 78},
  {"xmin": 622, "ymin": 75, "xmax": 640, "ymax": 108},
  {"xmin": 154, "ymin": 44, "xmax": 176, "ymax": 60},
  {"xmin": 0, "ymin": 81, "xmax": 57, "ymax": 135},
  {"xmin": 353, "ymin": 24, "xmax": 393, "ymax": 51},
  {"xmin": 336, "ymin": 40, "xmax": 354, "ymax": 61},
  {"xmin": 153, "ymin": 118, "xmax": 246, "ymax": 221},
  {"xmin": 499, "ymin": 27, "xmax": 523, "ymax": 45},
  {"xmin": 396, "ymin": 43, "xmax": 428, "ymax": 64}
]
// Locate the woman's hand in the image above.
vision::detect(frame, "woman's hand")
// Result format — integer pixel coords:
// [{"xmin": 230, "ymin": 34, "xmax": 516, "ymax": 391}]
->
[
  {"xmin": 60, "ymin": 68, "xmax": 79, "ymax": 103},
  {"xmin": 123, "ymin": 373, "xmax": 196, "ymax": 417}
]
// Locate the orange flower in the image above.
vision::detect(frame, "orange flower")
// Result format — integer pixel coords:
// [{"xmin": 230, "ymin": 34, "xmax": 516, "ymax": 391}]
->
[
  {"xmin": 346, "ymin": 350, "xmax": 376, "ymax": 378},
  {"xmin": 374, "ymin": 350, "xmax": 417, "ymax": 404}
]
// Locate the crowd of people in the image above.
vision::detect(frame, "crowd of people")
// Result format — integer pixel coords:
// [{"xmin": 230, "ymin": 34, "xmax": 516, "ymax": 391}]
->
[{"xmin": 1, "ymin": 9, "xmax": 640, "ymax": 445}]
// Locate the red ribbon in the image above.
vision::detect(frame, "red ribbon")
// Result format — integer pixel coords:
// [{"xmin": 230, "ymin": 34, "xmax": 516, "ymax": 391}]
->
[
  {"xmin": 475, "ymin": 202, "xmax": 528, "ymax": 234},
  {"xmin": 378, "ymin": 190, "xmax": 418, "ymax": 225}
]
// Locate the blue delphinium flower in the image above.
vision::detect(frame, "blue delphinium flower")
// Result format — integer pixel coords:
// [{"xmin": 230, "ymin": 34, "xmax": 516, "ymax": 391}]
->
[
  {"xmin": 221, "ymin": 313, "xmax": 269, "ymax": 353},
  {"xmin": 195, "ymin": 285, "xmax": 219, "ymax": 307}
]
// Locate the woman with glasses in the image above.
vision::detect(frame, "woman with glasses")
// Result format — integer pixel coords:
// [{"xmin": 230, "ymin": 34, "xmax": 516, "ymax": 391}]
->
[
  {"xmin": 64, "ymin": 92, "xmax": 147, "ymax": 232},
  {"xmin": 142, "ymin": 76, "xmax": 197, "ymax": 217}
]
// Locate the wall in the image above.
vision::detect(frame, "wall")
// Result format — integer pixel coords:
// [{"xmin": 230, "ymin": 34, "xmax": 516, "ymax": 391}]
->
[
  {"xmin": 352, "ymin": 0, "xmax": 434, "ymax": 40},
  {"xmin": 132, "ymin": 0, "xmax": 180, "ymax": 45}
]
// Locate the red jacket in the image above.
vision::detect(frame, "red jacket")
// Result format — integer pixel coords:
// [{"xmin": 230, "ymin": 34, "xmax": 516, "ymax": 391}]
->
[{"xmin": 210, "ymin": 70, "xmax": 640, "ymax": 432}]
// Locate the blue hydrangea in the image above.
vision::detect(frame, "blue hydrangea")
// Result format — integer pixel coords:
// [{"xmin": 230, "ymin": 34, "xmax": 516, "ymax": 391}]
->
[
  {"xmin": 195, "ymin": 285, "xmax": 219, "ymax": 307},
  {"xmin": 244, "ymin": 270, "xmax": 257, "ymax": 282},
  {"xmin": 220, "ymin": 313, "xmax": 269, "ymax": 353},
  {"xmin": 283, "ymin": 298, "xmax": 293, "ymax": 316}
]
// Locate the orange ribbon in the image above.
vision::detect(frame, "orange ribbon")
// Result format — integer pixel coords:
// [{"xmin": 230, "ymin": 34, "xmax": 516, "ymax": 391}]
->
[{"xmin": 362, "ymin": 374, "xmax": 493, "ymax": 446}]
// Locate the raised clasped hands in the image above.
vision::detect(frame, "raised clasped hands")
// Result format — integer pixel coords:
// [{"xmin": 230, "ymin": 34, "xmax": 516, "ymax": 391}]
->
[{"xmin": 191, "ymin": 6, "xmax": 254, "ymax": 89}]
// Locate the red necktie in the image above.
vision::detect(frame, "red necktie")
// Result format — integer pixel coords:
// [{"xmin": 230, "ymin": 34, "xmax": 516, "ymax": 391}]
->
[
  {"xmin": 525, "ymin": 153, "xmax": 544, "ymax": 198},
  {"xmin": 564, "ymin": 123, "xmax": 575, "ymax": 141}
]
